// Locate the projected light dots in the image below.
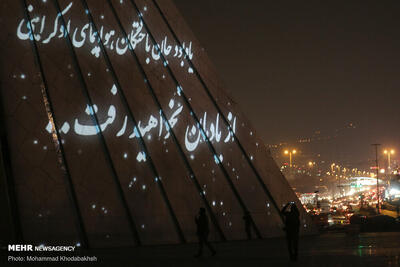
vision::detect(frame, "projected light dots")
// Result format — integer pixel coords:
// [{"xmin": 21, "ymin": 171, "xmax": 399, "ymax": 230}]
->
[
  {"xmin": 25, "ymin": 5, "xmax": 257, "ymax": 206},
  {"xmin": 11, "ymin": 1, "xmax": 273, "ymax": 238},
  {"xmin": 128, "ymin": 177, "xmax": 137, "ymax": 188},
  {"xmin": 91, "ymin": 204, "xmax": 109, "ymax": 215},
  {"xmin": 110, "ymin": 84, "xmax": 117, "ymax": 95},
  {"xmin": 101, "ymin": 206, "xmax": 108, "ymax": 214}
]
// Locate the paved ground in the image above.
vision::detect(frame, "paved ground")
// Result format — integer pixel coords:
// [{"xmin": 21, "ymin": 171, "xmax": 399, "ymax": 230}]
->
[{"xmin": 2, "ymin": 232, "xmax": 400, "ymax": 266}]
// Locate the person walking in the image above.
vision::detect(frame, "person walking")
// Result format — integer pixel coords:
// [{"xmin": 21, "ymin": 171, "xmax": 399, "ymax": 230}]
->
[
  {"xmin": 281, "ymin": 202, "xmax": 300, "ymax": 261},
  {"xmin": 242, "ymin": 211, "xmax": 252, "ymax": 240},
  {"xmin": 194, "ymin": 207, "xmax": 216, "ymax": 257}
]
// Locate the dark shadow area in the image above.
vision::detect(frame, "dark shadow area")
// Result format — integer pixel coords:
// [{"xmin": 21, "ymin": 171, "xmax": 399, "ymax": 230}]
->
[{"xmin": 1, "ymin": 232, "xmax": 399, "ymax": 266}]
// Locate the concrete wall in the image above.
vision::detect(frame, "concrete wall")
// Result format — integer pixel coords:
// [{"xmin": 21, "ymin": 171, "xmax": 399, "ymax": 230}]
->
[{"xmin": 0, "ymin": 0, "xmax": 316, "ymax": 248}]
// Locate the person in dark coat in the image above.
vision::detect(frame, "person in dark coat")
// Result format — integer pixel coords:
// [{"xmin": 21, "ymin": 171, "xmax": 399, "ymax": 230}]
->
[
  {"xmin": 281, "ymin": 202, "xmax": 300, "ymax": 261},
  {"xmin": 194, "ymin": 207, "xmax": 216, "ymax": 257},
  {"xmin": 242, "ymin": 211, "xmax": 252, "ymax": 240}
]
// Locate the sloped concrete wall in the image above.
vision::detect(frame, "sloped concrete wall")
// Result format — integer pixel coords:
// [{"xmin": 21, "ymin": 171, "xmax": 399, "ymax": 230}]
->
[{"xmin": 0, "ymin": 0, "xmax": 316, "ymax": 248}]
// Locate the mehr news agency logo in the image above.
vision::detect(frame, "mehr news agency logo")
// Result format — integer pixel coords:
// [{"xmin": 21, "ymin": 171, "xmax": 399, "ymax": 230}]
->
[
  {"xmin": 9, "ymin": 244, "xmax": 75, "ymax": 252},
  {"xmin": 7, "ymin": 244, "xmax": 97, "ymax": 262}
]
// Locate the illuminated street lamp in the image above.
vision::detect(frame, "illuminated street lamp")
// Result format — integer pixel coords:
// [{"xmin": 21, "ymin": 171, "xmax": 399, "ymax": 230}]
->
[
  {"xmin": 284, "ymin": 149, "xmax": 296, "ymax": 167},
  {"xmin": 383, "ymin": 149, "xmax": 395, "ymax": 170}
]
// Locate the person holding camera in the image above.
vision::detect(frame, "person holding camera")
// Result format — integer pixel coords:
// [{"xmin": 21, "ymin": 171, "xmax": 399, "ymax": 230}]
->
[
  {"xmin": 281, "ymin": 201, "xmax": 300, "ymax": 261},
  {"xmin": 194, "ymin": 207, "xmax": 216, "ymax": 257}
]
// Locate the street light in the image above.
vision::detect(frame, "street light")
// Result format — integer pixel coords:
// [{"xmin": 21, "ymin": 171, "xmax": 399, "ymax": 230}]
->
[
  {"xmin": 383, "ymin": 149, "xmax": 395, "ymax": 170},
  {"xmin": 331, "ymin": 163, "xmax": 335, "ymax": 173},
  {"xmin": 284, "ymin": 149, "xmax": 296, "ymax": 167},
  {"xmin": 372, "ymin": 144, "xmax": 381, "ymax": 214}
]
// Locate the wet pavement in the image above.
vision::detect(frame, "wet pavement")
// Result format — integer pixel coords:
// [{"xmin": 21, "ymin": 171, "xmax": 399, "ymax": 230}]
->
[{"xmin": 2, "ymin": 232, "xmax": 400, "ymax": 266}]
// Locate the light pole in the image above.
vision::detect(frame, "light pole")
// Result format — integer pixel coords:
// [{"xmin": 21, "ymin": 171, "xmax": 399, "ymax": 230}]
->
[
  {"xmin": 384, "ymin": 149, "xmax": 395, "ymax": 170},
  {"xmin": 337, "ymin": 165, "xmax": 341, "ymax": 197},
  {"xmin": 308, "ymin": 161, "xmax": 315, "ymax": 177},
  {"xmin": 284, "ymin": 149, "xmax": 296, "ymax": 168},
  {"xmin": 372, "ymin": 144, "xmax": 381, "ymax": 214}
]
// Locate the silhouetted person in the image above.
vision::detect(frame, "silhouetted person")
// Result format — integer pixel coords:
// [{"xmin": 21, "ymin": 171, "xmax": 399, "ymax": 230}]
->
[
  {"xmin": 194, "ymin": 208, "xmax": 216, "ymax": 257},
  {"xmin": 281, "ymin": 202, "xmax": 300, "ymax": 261},
  {"xmin": 242, "ymin": 211, "xmax": 252, "ymax": 239}
]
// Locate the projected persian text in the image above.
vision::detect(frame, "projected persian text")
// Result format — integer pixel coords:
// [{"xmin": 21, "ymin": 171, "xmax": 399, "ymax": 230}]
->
[
  {"xmin": 16, "ymin": 2, "xmax": 194, "ymax": 73},
  {"xmin": 44, "ymin": 84, "xmax": 237, "ymax": 161}
]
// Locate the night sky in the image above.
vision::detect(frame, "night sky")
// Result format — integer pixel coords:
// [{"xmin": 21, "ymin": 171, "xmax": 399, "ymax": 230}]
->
[{"xmin": 174, "ymin": 0, "xmax": 400, "ymax": 166}]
